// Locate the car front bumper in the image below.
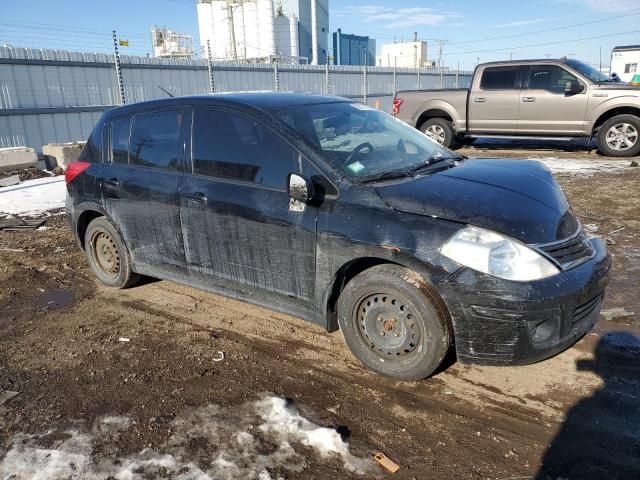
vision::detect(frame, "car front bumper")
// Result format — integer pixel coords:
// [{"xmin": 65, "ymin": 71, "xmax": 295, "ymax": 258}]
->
[{"xmin": 438, "ymin": 237, "xmax": 611, "ymax": 365}]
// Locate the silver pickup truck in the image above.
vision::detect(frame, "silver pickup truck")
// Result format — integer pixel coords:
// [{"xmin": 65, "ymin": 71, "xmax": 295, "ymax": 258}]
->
[{"xmin": 393, "ymin": 58, "xmax": 640, "ymax": 157}]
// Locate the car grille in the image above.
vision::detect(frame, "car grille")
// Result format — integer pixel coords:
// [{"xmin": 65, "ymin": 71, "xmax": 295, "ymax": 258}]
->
[
  {"xmin": 537, "ymin": 230, "xmax": 594, "ymax": 269},
  {"xmin": 572, "ymin": 295, "xmax": 602, "ymax": 327}
]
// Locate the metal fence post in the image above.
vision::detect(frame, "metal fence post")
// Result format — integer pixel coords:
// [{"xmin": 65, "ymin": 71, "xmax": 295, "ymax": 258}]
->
[
  {"xmin": 439, "ymin": 68, "xmax": 444, "ymax": 89},
  {"xmin": 325, "ymin": 61, "xmax": 330, "ymax": 94},
  {"xmin": 207, "ymin": 40, "xmax": 215, "ymax": 93},
  {"xmin": 112, "ymin": 30, "xmax": 126, "ymax": 105},
  {"xmin": 273, "ymin": 61, "xmax": 280, "ymax": 91},
  {"xmin": 417, "ymin": 67, "xmax": 421, "ymax": 89},
  {"xmin": 363, "ymin": 54, "xmax": 368, "ymax": 103},
  {"xmin": 455, "ymin": 61, "xmax": 460, "ymax": 88},
  {"xmin": 392, "ymin": 57, "xmax": 397, "ymax": 98}
]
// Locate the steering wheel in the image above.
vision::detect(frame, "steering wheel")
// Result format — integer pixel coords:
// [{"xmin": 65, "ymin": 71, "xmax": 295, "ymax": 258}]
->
[{"xmin": 345, "ymin": 142, "xmax": 375, "ymax": 164}]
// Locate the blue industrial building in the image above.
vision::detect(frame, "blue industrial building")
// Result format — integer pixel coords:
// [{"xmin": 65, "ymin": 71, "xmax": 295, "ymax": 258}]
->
[{"xmin": 332, "ymin": 29, "xmax": 375, "ymax": 66}]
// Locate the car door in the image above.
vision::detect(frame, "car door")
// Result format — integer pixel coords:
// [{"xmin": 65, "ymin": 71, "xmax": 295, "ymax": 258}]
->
[
  {"xmin": 518, "ymin": 64, "xmax": 589, "ymax": 135},
  {"xmin": 101, "ymin": 108, "xmax": 188, "ymax": 276},
  {"xmin": 179, "ymin": 106, "xmax": 317, "ymax": 307},
  {"xmin": 468, "ymin": 65, "xmax": 522, "ymax": 134}
]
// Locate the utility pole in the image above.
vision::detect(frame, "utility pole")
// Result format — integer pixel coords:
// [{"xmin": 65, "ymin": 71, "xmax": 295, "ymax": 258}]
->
[
  {"xmin": 438, "ymin": 40, "xmax": 446, "ymax": 69},
  {"xmin": 227, "ymin": 2, "xmax": 238, "ymax": 61},
  {"xmin": 112, "ymin": 30, "xmax": 126, "ymax": 105},
  {"xmin": 207, "ymin": 39, "xmax": 215, "ymax": 93},
  {"xmin": 273, "ymin": 60, "xmax": 280, "ymax": 91},
  {"xmin": 392, "ymin": 56, "xmax": 397, "ymax": 98},
  {"xmin": 311, "ymin": 0, "xmax": 318, "ymax": 64},
  {"xmin": 325, "ymin": 60, "xmax": 330, "ymax": 94}
]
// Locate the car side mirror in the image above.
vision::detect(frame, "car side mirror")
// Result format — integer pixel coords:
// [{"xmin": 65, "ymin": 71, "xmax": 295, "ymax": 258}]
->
[
  {"xmin": 287, "ymin": 173, "xmax": 314, "ymax": 203},
  {"xmin": 565, "ymin": 80, "xmax": 584, "ymax": 95}
]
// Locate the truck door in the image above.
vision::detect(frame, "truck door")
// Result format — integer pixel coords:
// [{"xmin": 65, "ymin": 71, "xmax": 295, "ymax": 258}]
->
[
  {"xmin": 468, "ymin": 65, "xmax": 522, "ymax": 134},
  {"xmin": 517, "ymin": 64, "xmax": 588, "ymax": 136}
]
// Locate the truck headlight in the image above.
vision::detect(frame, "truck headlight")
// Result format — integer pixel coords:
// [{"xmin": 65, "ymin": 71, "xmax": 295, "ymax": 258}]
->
[{"xmin": 440, "ymin": 226, "xmax": 560, "ymax": 281}]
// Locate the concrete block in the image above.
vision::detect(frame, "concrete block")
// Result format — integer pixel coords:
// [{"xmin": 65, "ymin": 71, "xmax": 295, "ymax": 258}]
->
[
  {"xmin": 0, "ymin": 175, "xmax": 20, "ymax": 187},
  {"xmin": 0, "ymin": 147, "xmax": 38, "ymax": 172},
  {"xmin": 42, "ymin": 142, "xmax": 85, "ymax": 170}
]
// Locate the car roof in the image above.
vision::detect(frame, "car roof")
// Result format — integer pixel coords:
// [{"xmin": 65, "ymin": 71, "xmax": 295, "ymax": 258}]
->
[
  {"xmin": 478, "ymin": 58, "xmax": 569, "ymax": 68},
  {"xmin": 103, "ymin": 92, "xmax": 353, "ymax": 119}
]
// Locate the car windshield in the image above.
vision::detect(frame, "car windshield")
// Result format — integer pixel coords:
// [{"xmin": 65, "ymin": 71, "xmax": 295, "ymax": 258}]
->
[
  {"xmin": 270, "ymin": 102, "xmax": 456, "ymax": 180},
  {"xmin": 565, "ymin": 59, "xmax": 610, "ymax": 83}
]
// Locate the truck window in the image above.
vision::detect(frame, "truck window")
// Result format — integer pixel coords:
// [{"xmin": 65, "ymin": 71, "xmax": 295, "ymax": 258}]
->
[
  {"xmin": 110, "ymin": 117, "xmax": 130, "ymax": 164},
  {"xmin": 192, "ymin": 108, "xmax": 298, "ymax": 189},
  {"xmin": 129, "ymin": 110, "xmax": 183, "ymax": 171},
  {"xmin": 480, "ymin": 67, "xmax": 519, "ymax": 90},
  {"xmin": 625, "ymin": 63, "xmax": 638, "ymax": 74},
  {"xmin": 527, "ymin": 66, "xmax": 579, "ymax": 94}
]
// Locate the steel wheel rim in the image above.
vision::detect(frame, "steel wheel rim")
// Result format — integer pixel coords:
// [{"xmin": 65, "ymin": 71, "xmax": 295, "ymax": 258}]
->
[
  {"xmin": 605, "ymin": 123, "xmax": 638, "ymax": 151},
  {"xmin": 425, "ymin": 125, "xmax": 446, "ymax": 144},
  {"xmin": 356, "ymin": 293, "xmax": 421, "ymax": 358},
  {"xmin": 92, "ymin": 230, "xmax": 120, "ymax": 278}
]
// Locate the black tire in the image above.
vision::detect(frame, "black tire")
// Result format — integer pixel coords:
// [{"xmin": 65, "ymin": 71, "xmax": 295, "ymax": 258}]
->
[
  {"xmin": 84, "ymin": 217, "xmax": 139, "ymax": 289},
  {"xmin": 420, "ymin": 117, "xmax": 460, "ymax": 149},
  {"xmin": 337, "ymin": 264, "xmax": 452, "ymax": 380},
  {"xmin": 596, "ymin": 114, "xmax": 640, "ymax": 157}
]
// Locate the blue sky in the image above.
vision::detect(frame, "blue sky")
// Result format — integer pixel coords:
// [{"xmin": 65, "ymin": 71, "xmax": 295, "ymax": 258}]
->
[{"xmin": 1, "ymin": 0, "xmax": 639, "ymax": 70}]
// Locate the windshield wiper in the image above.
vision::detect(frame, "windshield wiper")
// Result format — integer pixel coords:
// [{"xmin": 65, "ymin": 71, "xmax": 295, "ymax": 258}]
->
[
  {"xmin": 407, "ymin": 154, "xmax": 465, "ymax": 174},
  {"xmin": 359, "ymin": 155, "xmax": 465, "ymax": 183}
]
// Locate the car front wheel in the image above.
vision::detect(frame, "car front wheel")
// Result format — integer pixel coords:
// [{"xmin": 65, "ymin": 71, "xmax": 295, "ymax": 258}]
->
[
  {"xmin": 337, "ymin": 264, "xmax": 452, "ymax": 380},
  {"xmin": 597, "ymin": 114, "xmax": 640, "ymax": 157}
]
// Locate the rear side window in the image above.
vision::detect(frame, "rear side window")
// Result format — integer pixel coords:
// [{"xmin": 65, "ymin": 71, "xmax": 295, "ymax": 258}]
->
[
  {"xmin": 110, "ymin": 117, "xmax": 130, "ymax": 164},
  {"xmin": 480, "ymin": 67, "xmax": 519, "ymax": 90},
  {"xmin": 129, "ymin": 110, "xmax": 184, "ymax": 171},
  {"xmin": 81, "ymin": 123, "xmax": 103, "ymax": 163},
  {"xmin": 192, "ymin": 108, "xmax": 298, "ymax": 189}
]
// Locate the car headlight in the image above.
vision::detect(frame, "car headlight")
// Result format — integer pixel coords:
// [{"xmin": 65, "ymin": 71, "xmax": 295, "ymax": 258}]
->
[{"xmin": 440, "ymin": 226, "xmax": 560, "ymax": 281}]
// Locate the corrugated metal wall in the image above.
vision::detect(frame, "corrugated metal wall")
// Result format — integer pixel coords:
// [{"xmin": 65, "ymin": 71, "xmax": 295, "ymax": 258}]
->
[{"xmin": 0, "ymin": 47, "xmax": 472, "ymax": 151}]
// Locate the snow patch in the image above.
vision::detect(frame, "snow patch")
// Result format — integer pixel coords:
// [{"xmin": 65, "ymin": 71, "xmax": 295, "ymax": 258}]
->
[
  {"xmin": 534, "ymin": 158, "xmax": 630, "ymax": 176},
  {"xmin": 0, "ymin": 176, "xmax": 66, "ymax": 216},
  {"xmin": 0, "ymin": 396, "xmax": 372, "ymax": 479}
]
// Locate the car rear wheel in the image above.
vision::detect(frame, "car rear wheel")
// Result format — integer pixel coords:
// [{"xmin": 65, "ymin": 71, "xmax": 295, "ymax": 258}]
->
[
  {"xmin": 597, "ymin": 114, "xmax": 640, "ymax": 157},
  {"xmin": 420, "ymin": 117, "xmax": 460, "ymax": 149},
  {"xmin": 337, "ymin": 264, "xmax": 452, "ymax": 380},
  {"xmin": 85, "ymin": 217, "xmax": 139, "ymax": 289}
]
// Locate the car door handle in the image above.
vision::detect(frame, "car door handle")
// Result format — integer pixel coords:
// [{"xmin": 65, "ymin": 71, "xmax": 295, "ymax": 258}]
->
[
  {"xmin": 104, "ymin": 178, "xmax": 120, "ymax": 188},
  {"xmin": 184, "ymin": 192, "xmax": 208, "ymax": 205},
  {"xmin": 473, "ymin": 97, "xmax": 486, "ymax": 103},
  {"xmin": 522, "ymin": 96, "xmax": 536, "ymax": 103}
]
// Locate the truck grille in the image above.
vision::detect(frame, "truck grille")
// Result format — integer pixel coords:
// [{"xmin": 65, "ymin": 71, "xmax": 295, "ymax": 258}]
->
[{"xmin": 537, "ymin": 230, "xmax": 594, "ymax": 269}]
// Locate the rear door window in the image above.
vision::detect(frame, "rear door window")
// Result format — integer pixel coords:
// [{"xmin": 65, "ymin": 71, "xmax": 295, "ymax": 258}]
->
[
  {"xmin": 129, "ymin": 110, "xmax": 184, "ymax": 171},
  {"xmin": 192, "ymin": 108, "xmax": 299, "ymax": 189},
  {"xmin": 480, "ymin": 67, "xmax": 519, "ymax": 90},
  {"xmin": 110, "ymin": 117, "xmax": 130, "ymax": 164}
]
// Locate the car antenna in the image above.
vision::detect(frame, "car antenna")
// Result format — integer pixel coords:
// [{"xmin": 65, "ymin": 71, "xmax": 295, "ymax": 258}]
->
[{"xmin": 157, "ymin": 85, "xmax": 175, "ymax": 98}]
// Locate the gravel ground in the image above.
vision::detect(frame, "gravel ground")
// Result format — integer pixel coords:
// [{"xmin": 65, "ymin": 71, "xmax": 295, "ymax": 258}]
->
[{"xmin": 0, "ymin": 150, "xmax": 639, "ymax": 479}]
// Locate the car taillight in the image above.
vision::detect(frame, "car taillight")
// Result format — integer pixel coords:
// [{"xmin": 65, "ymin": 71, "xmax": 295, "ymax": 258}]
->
[
  {"xmin": 392, "ymin": 97, "xmax": 403, "ymax": 116},
  {"xmin": 65, "ymin": 160, "xmax": 90, "ymax": 184}
]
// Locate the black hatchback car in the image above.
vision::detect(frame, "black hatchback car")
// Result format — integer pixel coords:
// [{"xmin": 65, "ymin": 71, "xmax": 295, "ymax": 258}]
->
[{"xmin": 66, "ymin": 93, "xmax": 611, "ymax": 380}]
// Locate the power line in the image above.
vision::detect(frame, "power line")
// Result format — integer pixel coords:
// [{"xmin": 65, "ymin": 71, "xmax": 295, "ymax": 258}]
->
[
  {"xmin": 447, "ymin": 9, "xmax": 640, "ymax": 46},
  {"xmin": 441, "ymin": 29, "xmax": 640, "ymax": 56}
]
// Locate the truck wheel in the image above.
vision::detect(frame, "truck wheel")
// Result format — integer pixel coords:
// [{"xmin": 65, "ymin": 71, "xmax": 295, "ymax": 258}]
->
[
  {"xmin": 85, "ymin": 217, "xmax": 139, "ymax": 289},
  {"xmin": 597, "ymin": 114, "xmax": 640, "ymax": 157},
  {"xmin": 337, "ymin": 264, "xmax": 452, "ymax": 381},
  {"xmin": 420, "ymin": 118, "xmax": 460, "ymax": 149}
]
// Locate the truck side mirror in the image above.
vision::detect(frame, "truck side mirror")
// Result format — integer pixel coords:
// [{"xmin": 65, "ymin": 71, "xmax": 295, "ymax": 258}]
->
[
  {"xmin": 565, "ymin": 80, "xmax": 584, "ymax": 95},
  {"xmin": 288, "ymin": 173, "xmax": 314, "ymax": 203}
]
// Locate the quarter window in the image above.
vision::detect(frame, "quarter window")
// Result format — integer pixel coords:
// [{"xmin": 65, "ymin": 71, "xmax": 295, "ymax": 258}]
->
[
  {"xmin": 110, "ymin": 117, "xmax": 130, "ymax": 164},
  {"xmin": 129, "ymin": 110, "xmax": 184, "ymax": 170},
  {"xmin": 527, "ymin": 66, "xmax": 579, "ymax": 94},
  {"xmin": 480, "ymin": 67, "xmax": 519, "ymax": 90},
  {"xmin": 192, "ymin": 108, "xmax": 298, "ymax": 189}
]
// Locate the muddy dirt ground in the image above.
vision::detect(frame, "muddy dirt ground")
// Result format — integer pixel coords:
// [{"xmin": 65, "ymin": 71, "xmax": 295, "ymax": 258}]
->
[{"xmin": 0, "ymin": 149, "xmax": 639, "ymax": 479}]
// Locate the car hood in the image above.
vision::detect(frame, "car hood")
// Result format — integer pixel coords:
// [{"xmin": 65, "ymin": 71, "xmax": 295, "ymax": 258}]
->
[{"xmin": 374, "ymin": 159, "xmax": 579, "ymax": 244}]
